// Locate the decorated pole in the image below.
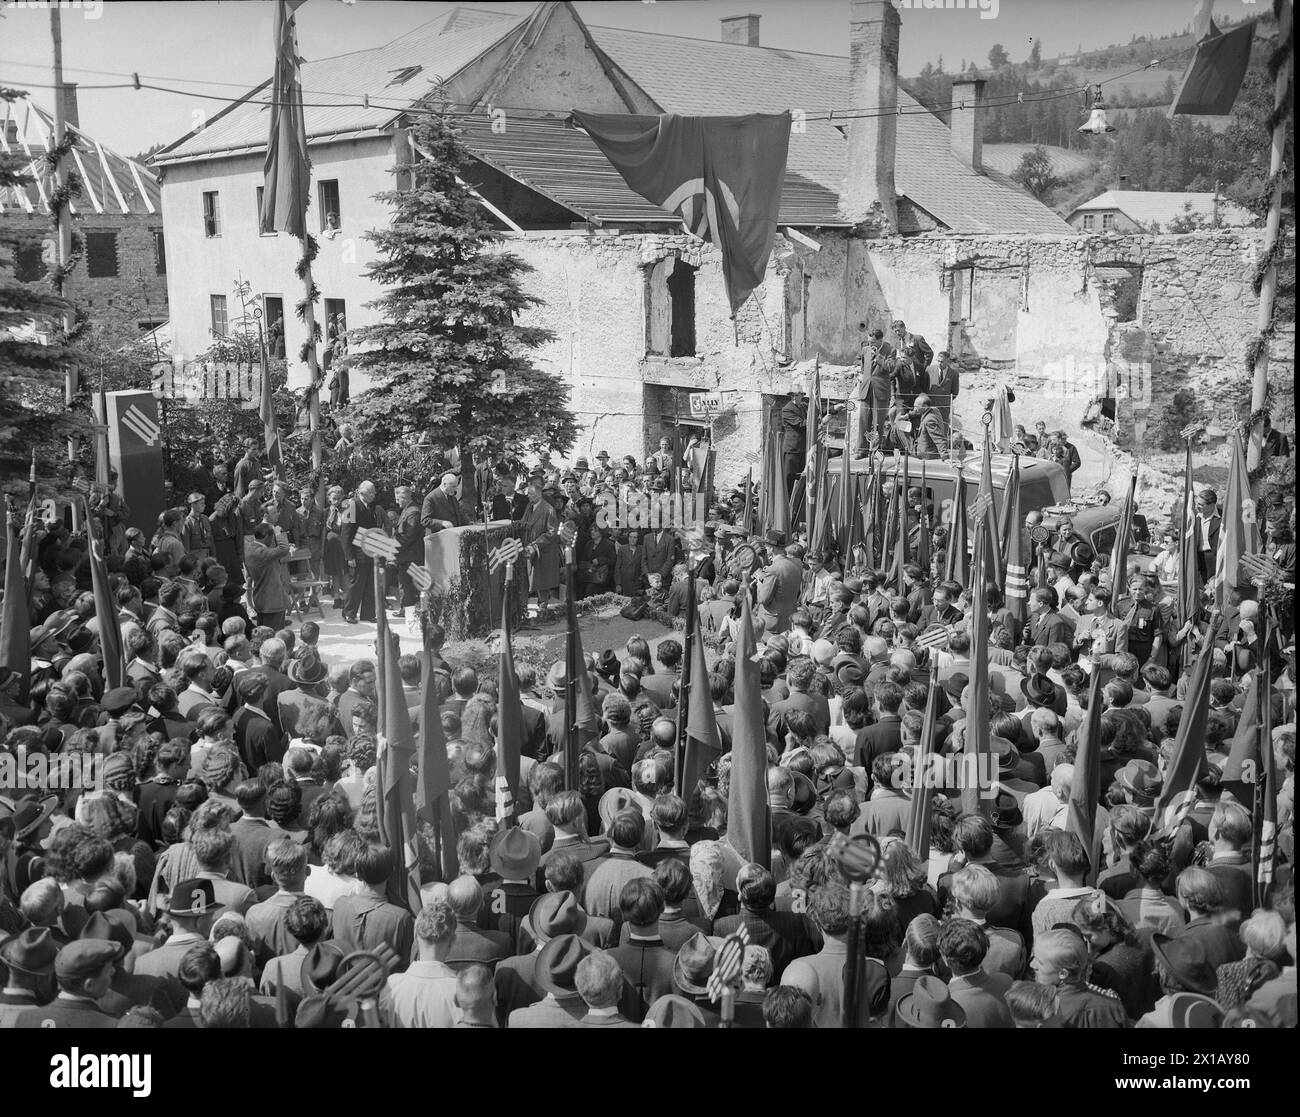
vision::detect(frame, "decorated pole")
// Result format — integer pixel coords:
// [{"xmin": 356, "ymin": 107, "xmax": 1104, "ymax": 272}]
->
[
  {"xmin": 562, "ymin": 525, "xmax": 580, "ymax": 792},
  {"xmin": 675, "ymin": 552, "xmax": 698, "ymax": 796},
  {"xmin": 828, "ymin": 831, "xmax": 881, "ymax": 1029},
  {"xmin": 1246, "ymin": 0, "xmax": 1293, "ymax": 471}
]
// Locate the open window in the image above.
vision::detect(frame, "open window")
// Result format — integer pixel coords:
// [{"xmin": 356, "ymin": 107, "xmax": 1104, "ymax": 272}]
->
[
  {"xmin": 1093, "ymin": 263, "xmax": 1143, "ymax": 324},
  {"xmin": 646, "ymin": 256, "xmax": 697, "ymax": 357}
]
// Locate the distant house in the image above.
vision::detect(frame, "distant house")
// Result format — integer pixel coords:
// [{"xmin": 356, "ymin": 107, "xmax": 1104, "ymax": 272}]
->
[
  {"xmin": 0, "ymin": 89, "xmax": 168, "ymax": 340},
  {"xmin": 1066, "ymin": 190, "xmax": 1255, "ymax": 234}
]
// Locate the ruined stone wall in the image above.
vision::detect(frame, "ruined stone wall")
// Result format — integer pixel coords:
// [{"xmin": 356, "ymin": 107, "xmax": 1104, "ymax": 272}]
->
[
  {"xmin": 509, "ymin": 225, "xmax": 1289, "ymax": 514},
  {"xmin": 0, "ymin": 210, "xmax": 169, "ymax": 344}
]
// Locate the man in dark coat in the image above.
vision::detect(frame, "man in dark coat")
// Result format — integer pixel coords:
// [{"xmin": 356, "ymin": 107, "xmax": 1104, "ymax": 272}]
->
[
  {"xmin": 341, "ymin": 481, "xmax": 382, "ymax": 625},
  {"xmin": 781, "ymin": 384, "xmax": 807, "ymax": 496},
  {"xmin": 421, "ymin": 472, "xmax": 464, "ymax": 534}
]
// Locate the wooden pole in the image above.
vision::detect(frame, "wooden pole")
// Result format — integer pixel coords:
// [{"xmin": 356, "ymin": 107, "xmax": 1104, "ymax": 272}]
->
[
  {"xmin": 50, "ymin": 9, "xmax": 79, "ymax": 529},
  {"xmin": 1246, "ymin": 0, "xmax": 1292, "ymax": 471},
  {"xmin": 300, "ymin": 237, "xmax": 323, "ymax": 472}
]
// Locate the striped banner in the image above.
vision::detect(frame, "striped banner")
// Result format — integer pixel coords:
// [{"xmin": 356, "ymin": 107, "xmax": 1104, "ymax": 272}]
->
[
  {"xmin": 120, "ymin": 404, "xmax": 161, "ymax": 447},
  {"xmin": 707, "ymin": 925, "xmax": 750, "ymax": 1003}
]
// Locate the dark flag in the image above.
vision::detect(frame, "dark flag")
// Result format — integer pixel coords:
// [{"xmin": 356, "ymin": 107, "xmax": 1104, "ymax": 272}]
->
[
  {"xmin": 1110, "ymin": 471, "xmax": 1138, "ymax": 610},
  {"xmin": 727, "ymin": 582, "xmax": 770, "ymax": 869},
  {"xmin": 945, "ymin": 468, "xmax": 969, "ymax": 587},
  {"xmin": 260, "ymin": 0, "xmax": 311, "ymax": 237},
  {"xmin": 916, "ymin": 456, "xmax": 930, "ymax": 577},
  {"xmin": 1155, "ymin": 616, "xmax": 1223, "ymax": 833},
  {"xmin": 742, "ymin": 466, "xmax": 754, "ymax": 536},
  {"xmin": 495, "ymin": 571, "xmax": 524, "ymax": 822},
  {"xmin": 904, "ymin": 661, "xmax": 940, "ymax": 857},
  {"xmin": 1004, "ymin": 456, "xmax": 1029, "ymax": 630},
  {"xmin": 1065, "ymin": 665, "xmax": 1105, "ymax": 883},
  {"xmin": 681, "ymin": 598, "xmax": 722, "ymax": 801},
  {"xmin": 997, "ymin": 449, "xmax": 1020, "ymax": 571},
  {"xmin": 1168, "ymin": 17, "xmax": 1256, "ymax": 116},
  {"xmin": 417, "ymin": 646, "xmax": 458, "ymax": 884},
  {"xmin": 379, "ymin": 627, "xmax": 421, "ymax": 913},
  {"xmin": 80, "ymin": 495, "xmax": 124, "ymax": 691},
  {"xmin": 1177, "ymin": 439, "xmax": 1202, "ymax": 669},
  {"xmin": 976, "ymin": 431, "xmax": 1003, "ymax": 589},
  {"xmin": 960, "ymin": 483, "xmax": 994, "ymax": 818},
  {"xmin": 562, "ymin": 557, "xmax": 599, "ymax": 790},
  {"xmin": 259, "ymin": 338, "xmax": 284, "ymax": 479},
  {"xmin": 571, "ymin": 110, "xmax": 791, "ymax": 314},
  {"xmin": 1214, "ymin": 431, "xmax": 1260, "ymax": 610},
  {"xmin": 0, "ymin": 513, "xmax": 31, "ymax": 702}
]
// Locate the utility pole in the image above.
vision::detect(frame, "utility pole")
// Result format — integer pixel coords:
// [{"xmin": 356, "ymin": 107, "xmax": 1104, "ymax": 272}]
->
[
  {"xmin": 1246, "ymin": 0, "xmax": 1292, "ymax": 472},
  {"xmin": 50, "ymin": 7, "xmax": 80, "ymax": 528}
]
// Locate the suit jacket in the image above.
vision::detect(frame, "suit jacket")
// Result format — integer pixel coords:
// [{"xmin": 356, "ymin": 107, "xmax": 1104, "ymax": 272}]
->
[
  {"xmin": 508, "ymin": 992, "xmax": 587, "ymax": 1028},
  {"xmin": 341, "ymin": 497, "xmax": 382, "ymax": 562},
  {"xmin": 1175, "ymin": 915, "xmax": 1246, "ymax": 972},
  {"xmin": 937, "ymin": 860, "xmax": 1032, "ymax": 940},
  {"xmin": 12, "ymin": 995, "xmax": 119, "ymax": 1029},
  {"xmin": 421, "ymin": 488, "xmax": 464, "ymax": 533},
  {"xmin": 229, "ymin": 816, "xmax": 279, "ymax": 888},
  {"xmin": 1206, "ymin": 856, "xmax": 1254, "ymax": 923},
  {"xmin": 641, "ymin": 530, "xmax": 678, "ymax": 583},
  {"xmin": 446, "ymin": 920, "xmax": 512, "ymax": 971},
  {"xmin": 331, "ymin": 890, "xmax": 415, "ymax": 971},
  {"xmin": 946, "ymin": 969, "xmax": 1014, "ymax": 1028},
  {"xmin": 856, "ymin": 716, "xmax": 902, "ymax": 768},
  {"xmin": 756, "ymin": 555, "xmax": 803, "ymax": 634},
  {"xmin": 614, "ymin": 544, "xmax": 644, "ymax": 595},
  {"xmin": 1029, "ymin": 610, "xmax": 1073, "ymax": 649},
  {"xmin": 608, "ymin": 937, "xmax": 677, "ymax": 1020},
  {"xmin": 767, "ymin": 689, "xmax": 831, "ymax": 735},
  {"xmin": 713, "ymin": 907, "xmax": 815, "ymax": 980}
]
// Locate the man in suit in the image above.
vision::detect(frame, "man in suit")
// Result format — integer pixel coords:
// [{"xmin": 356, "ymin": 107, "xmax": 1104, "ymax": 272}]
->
[
  {"xmin": 607, "ymin": 878, "xmax": 675, "ymax": 1020},
  {"xmin": 902, "ymin": 394, "xmax": 950, "ymax": 460},
  {"xmin": 939, "ymin": 919, "xmax": 1014, "ymax": 1028},
  {"xmin": 421, "ymin": 472, "xmax": 463, "ymax": 534},
  {"xmin": 855, "ymin": 681, "xmax": 905, "ymax": 769},
  {"xmin": 756, "ymin": 543, "xmax": 803, "ymax": 635},
  {"xmin": 331, "ymin": 845, "xmax": 415, "ymax": 971},
  {"xmin": 1026, "ymin": 587, "xmax": 1073, "ymax": 649},
  {"xmin": 507, "ymin": 934, "xmax": 593, "ymax": 1028},
  {"xmin": 12, "ymin": 940, "xmax": 124, "ymax": 1029},
  {"xmin": 713, "ymin": 865, "xmax": 815, "ymax": 981},
  {"xmin": 574, "ymin": 951, "xmax": 638, "ymax": 1027},
  {"xmin": 444, "ymin": 876, "xmax": 512, "ymax": 971},
  {"xmin": 378, "ymin": 896, "xmax": 460, "ymax": 1028},
  {"xmin": 641, "ymin": 525, "xmax": 678, "ymax": 588},
  {"xmin": 948, "ymin": 865, "xmax": 1026, "ymax": 979},
  {"xmin": 767, "ymin": 658, "xmax": 831, "ymax": 736},
  {"xmin": 781, "ymin": 385, "xmax": 807, "ymax": 497},
  {"xmin": 937, "ymin": 815, "xmax": 1032, "ymax": 941},
  {"xmin": 391, "ymin": 484, "xmax": 424, "ymax": 621},
  {"xmin": 929, "ymin": 349, "xmax": 961, "ymax": 429},
  {"xmin": 341, "ymin": 480, "xmax": 382, "ymax": 625},
  {"xmin": 133, "ymin": 880, "xmax": 219, "ymax": 981},
  {"xmin": 855, "ymin": 329, "xmax": 896, "ymax": 455},
  {"xmin": 1194, "ymin": 488, "xmax": 1221, "ymax": 583}
]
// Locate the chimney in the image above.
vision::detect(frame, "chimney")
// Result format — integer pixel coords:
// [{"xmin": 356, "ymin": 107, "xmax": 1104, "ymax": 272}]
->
[
  {"xmin": 844, "ymin": 0, "xmax": 899, "ymax": 232},
  {"xmin": 56, "ymin": 82, "xmax": 79, "ymax": 130},
  {"xmin": 949, "ymin": 76, "xmax": 985, "ymax": 172},
  {"xmin": 720, "ymin": 14, "xmax": 761, "ymax": 46}
]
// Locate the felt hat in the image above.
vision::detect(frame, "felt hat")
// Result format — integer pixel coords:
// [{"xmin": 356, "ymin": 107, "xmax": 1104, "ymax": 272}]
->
[
  {"xmin": 524, "ymin": 891, "xmax": 587, "ymax": 945},
  {"xmin": 534, "ymin": 933, "xmax": 593, "ymax": 998},
  {"xmin": 642, "ymin": 994, "xmax": 708, "ymax": 1028},
  {"xmin": 0, "ymin": 927, "xmax": 58, "ymax": 975},
  {"xmin": 672, "ymin": 933, "xmax": 718, "ymax": 997},
  {"xmin": 1151, "ymin": 933, "xmax": 1218, "ymax": 997},
  {"xmin": 487, "ymin": 826, "xmax": 541, "ymax": 881},
  {"xmin": 895, "ymin": 976, "xmax": 966, "ymax": 1029}
]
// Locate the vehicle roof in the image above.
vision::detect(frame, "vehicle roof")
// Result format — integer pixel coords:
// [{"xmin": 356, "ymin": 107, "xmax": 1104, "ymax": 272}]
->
[{"xmin": 866, "ymin": 454, "xmax": 1069, "ymax": 488}]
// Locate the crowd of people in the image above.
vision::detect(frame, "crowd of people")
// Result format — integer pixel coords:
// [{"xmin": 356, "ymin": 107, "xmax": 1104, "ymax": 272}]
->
[{"xmin": 0, "ymin": 388, "xmax": 1295, "ymax": 1030}]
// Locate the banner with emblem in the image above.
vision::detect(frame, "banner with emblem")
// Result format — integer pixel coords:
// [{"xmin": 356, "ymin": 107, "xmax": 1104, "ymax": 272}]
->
[
  {"xmin": 571, "ymin": 110, "xmax": 791, "ymax": 314},
  {"xmin": 102, "ymin": 390, "xmax": 165, "ymax": 537}
]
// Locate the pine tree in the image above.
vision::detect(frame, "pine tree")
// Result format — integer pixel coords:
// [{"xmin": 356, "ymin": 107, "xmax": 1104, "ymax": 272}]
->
[
  {"xmin": 1028, "ymin": 39, "xmax": 1042, "ymax": 68},
  {"xmin": 0, "ymin": 87, "xmax": 83, "ymax": 490},
  {"xmin": 347, "ymin": 113, "xmax": 577, "ymax": 461}
]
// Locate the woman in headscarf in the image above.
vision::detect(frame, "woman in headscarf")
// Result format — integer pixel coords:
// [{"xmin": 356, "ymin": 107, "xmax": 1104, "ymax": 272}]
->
[{"xmin": 74, "ymin": 791, "xmax": 155, "ymax": 904}]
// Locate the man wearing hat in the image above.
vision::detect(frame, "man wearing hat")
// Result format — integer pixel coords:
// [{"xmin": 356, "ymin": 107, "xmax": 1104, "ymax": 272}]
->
[
  {"xmin": 480, "ymin": 827, "xmax": 542, "ymax": 943},
  {"xmin": 1194, "ymin": 488, "xmax": 1221, "ymax": 582},
  {"xmin": 494, "ymin": 889, "xmax": 583, "ymax": 1019},
  {"xmin": 277, "ymin": 650, "xmax": 335, "ymax": 740},
  {"xmin": 592, "ymin": 449, "xmax": 613, "ymax": 485},
  {"xmin": 894, "ymin": 975, "xmax": 966, "ymax": 1029},
  {"xmin": 80, "ymin": 911, "xmax": 182, "ymax": 1018},
  {"xmin": 183, "ymin": 492, "xmax": 214, "ymax": 559},
  {"xmin": 669, "ymin": 932, "xmax": 722, "ymax": 1026},
  {"xmin": 0, "ymin": 927, "xmax": 58, "ymax": 1025},
  {"xmin": 133, "ymin": 879, "xmax": 219, "ymax": 981},
  {"xmin": 12, "ymin": 938, "xmax": 124, "ymax": 1028},
  {"xmin": 508, "ymin": 933, "xmax": 595, "ymax": 1027}
]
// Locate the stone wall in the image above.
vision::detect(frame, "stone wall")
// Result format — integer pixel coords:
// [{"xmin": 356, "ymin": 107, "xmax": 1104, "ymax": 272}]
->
[
  {"xmin": 510, "ymin": 225, "xmax": 1290, "ymax": 519},
  {"xmin": 0, "ymin": 210, "xmax": 169, "ymax": 344}
]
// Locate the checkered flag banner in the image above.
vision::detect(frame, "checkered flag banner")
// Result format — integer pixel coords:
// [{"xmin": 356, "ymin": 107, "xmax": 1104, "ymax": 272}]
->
[{"xmin": 707, "ymin": 924, "xmax": 750, "ymax": 1003}]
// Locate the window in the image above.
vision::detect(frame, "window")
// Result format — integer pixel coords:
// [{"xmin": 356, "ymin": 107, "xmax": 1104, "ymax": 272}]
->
[
  {"xmin": 1101, "ymin": 213, "xmax": 1115, "ymax": 231},
  {"xmin": 263, "ymin": 295, "xmax": 285, "ymax": 335},
  {"xmin": 318, "ymin": 179, "xmax": 341, "ymax": 233},
  {"xmin": 1093, "ymin": 264, "xmax": 1143, "ymax": 325},
  {"xmin": 210, "ymin": 294, "xmax": 229, "ymax": 337},
  {"xmin": 15, "ymin": 243, "xmax": 45, "ymax": 283},
  {"xmin": 137, "ymin": 319, "xmax": 166, "ymax": 335},
  {"xmin": 85, "ymin": 230, "xmax": 119, "ymax": 278},
  {"xmin": 152, "ymin": 228, "xmax": 166, "ymax": 275},
  {"xmin": 645, "ymin": 256, "xmax": 697, "ymax": 358},
  {"xmin": 387, "ymin": 65, "xmax": 423, "ymax": 86},
  {"xmin": 323, "ymin": 298, "xmax": 347, "ymax": 341},
  {"xmin": 1082, "ymin": 214, "xmax": 1095, "ymax": 231},
  {"xmin": 203, "ymin": 190, "xmax": 221, "ymax": 237}
]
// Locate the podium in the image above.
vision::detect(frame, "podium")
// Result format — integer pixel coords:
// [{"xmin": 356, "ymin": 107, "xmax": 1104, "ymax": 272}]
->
[{"xmin": 423, "ymin": 521, "xmax": 525, "ymax": 640}]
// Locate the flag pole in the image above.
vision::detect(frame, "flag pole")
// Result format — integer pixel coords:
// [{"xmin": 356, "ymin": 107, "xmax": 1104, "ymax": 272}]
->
[
  {"xmin": 563, "ymin": 539, "xmax": 580, "ymax": 792},
  {"xmin": 675, "ymin": 553, "xmax": 697, "ymax": 797},
  {"xmin": 1246, "ymin": 0, "xmax": 1293, "ymax": 471}
]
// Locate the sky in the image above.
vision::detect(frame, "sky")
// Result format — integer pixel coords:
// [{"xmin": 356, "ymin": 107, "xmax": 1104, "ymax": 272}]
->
[{"xmin": 0, "ymin": 0, "xmax": 1212, "ymax": 157}]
